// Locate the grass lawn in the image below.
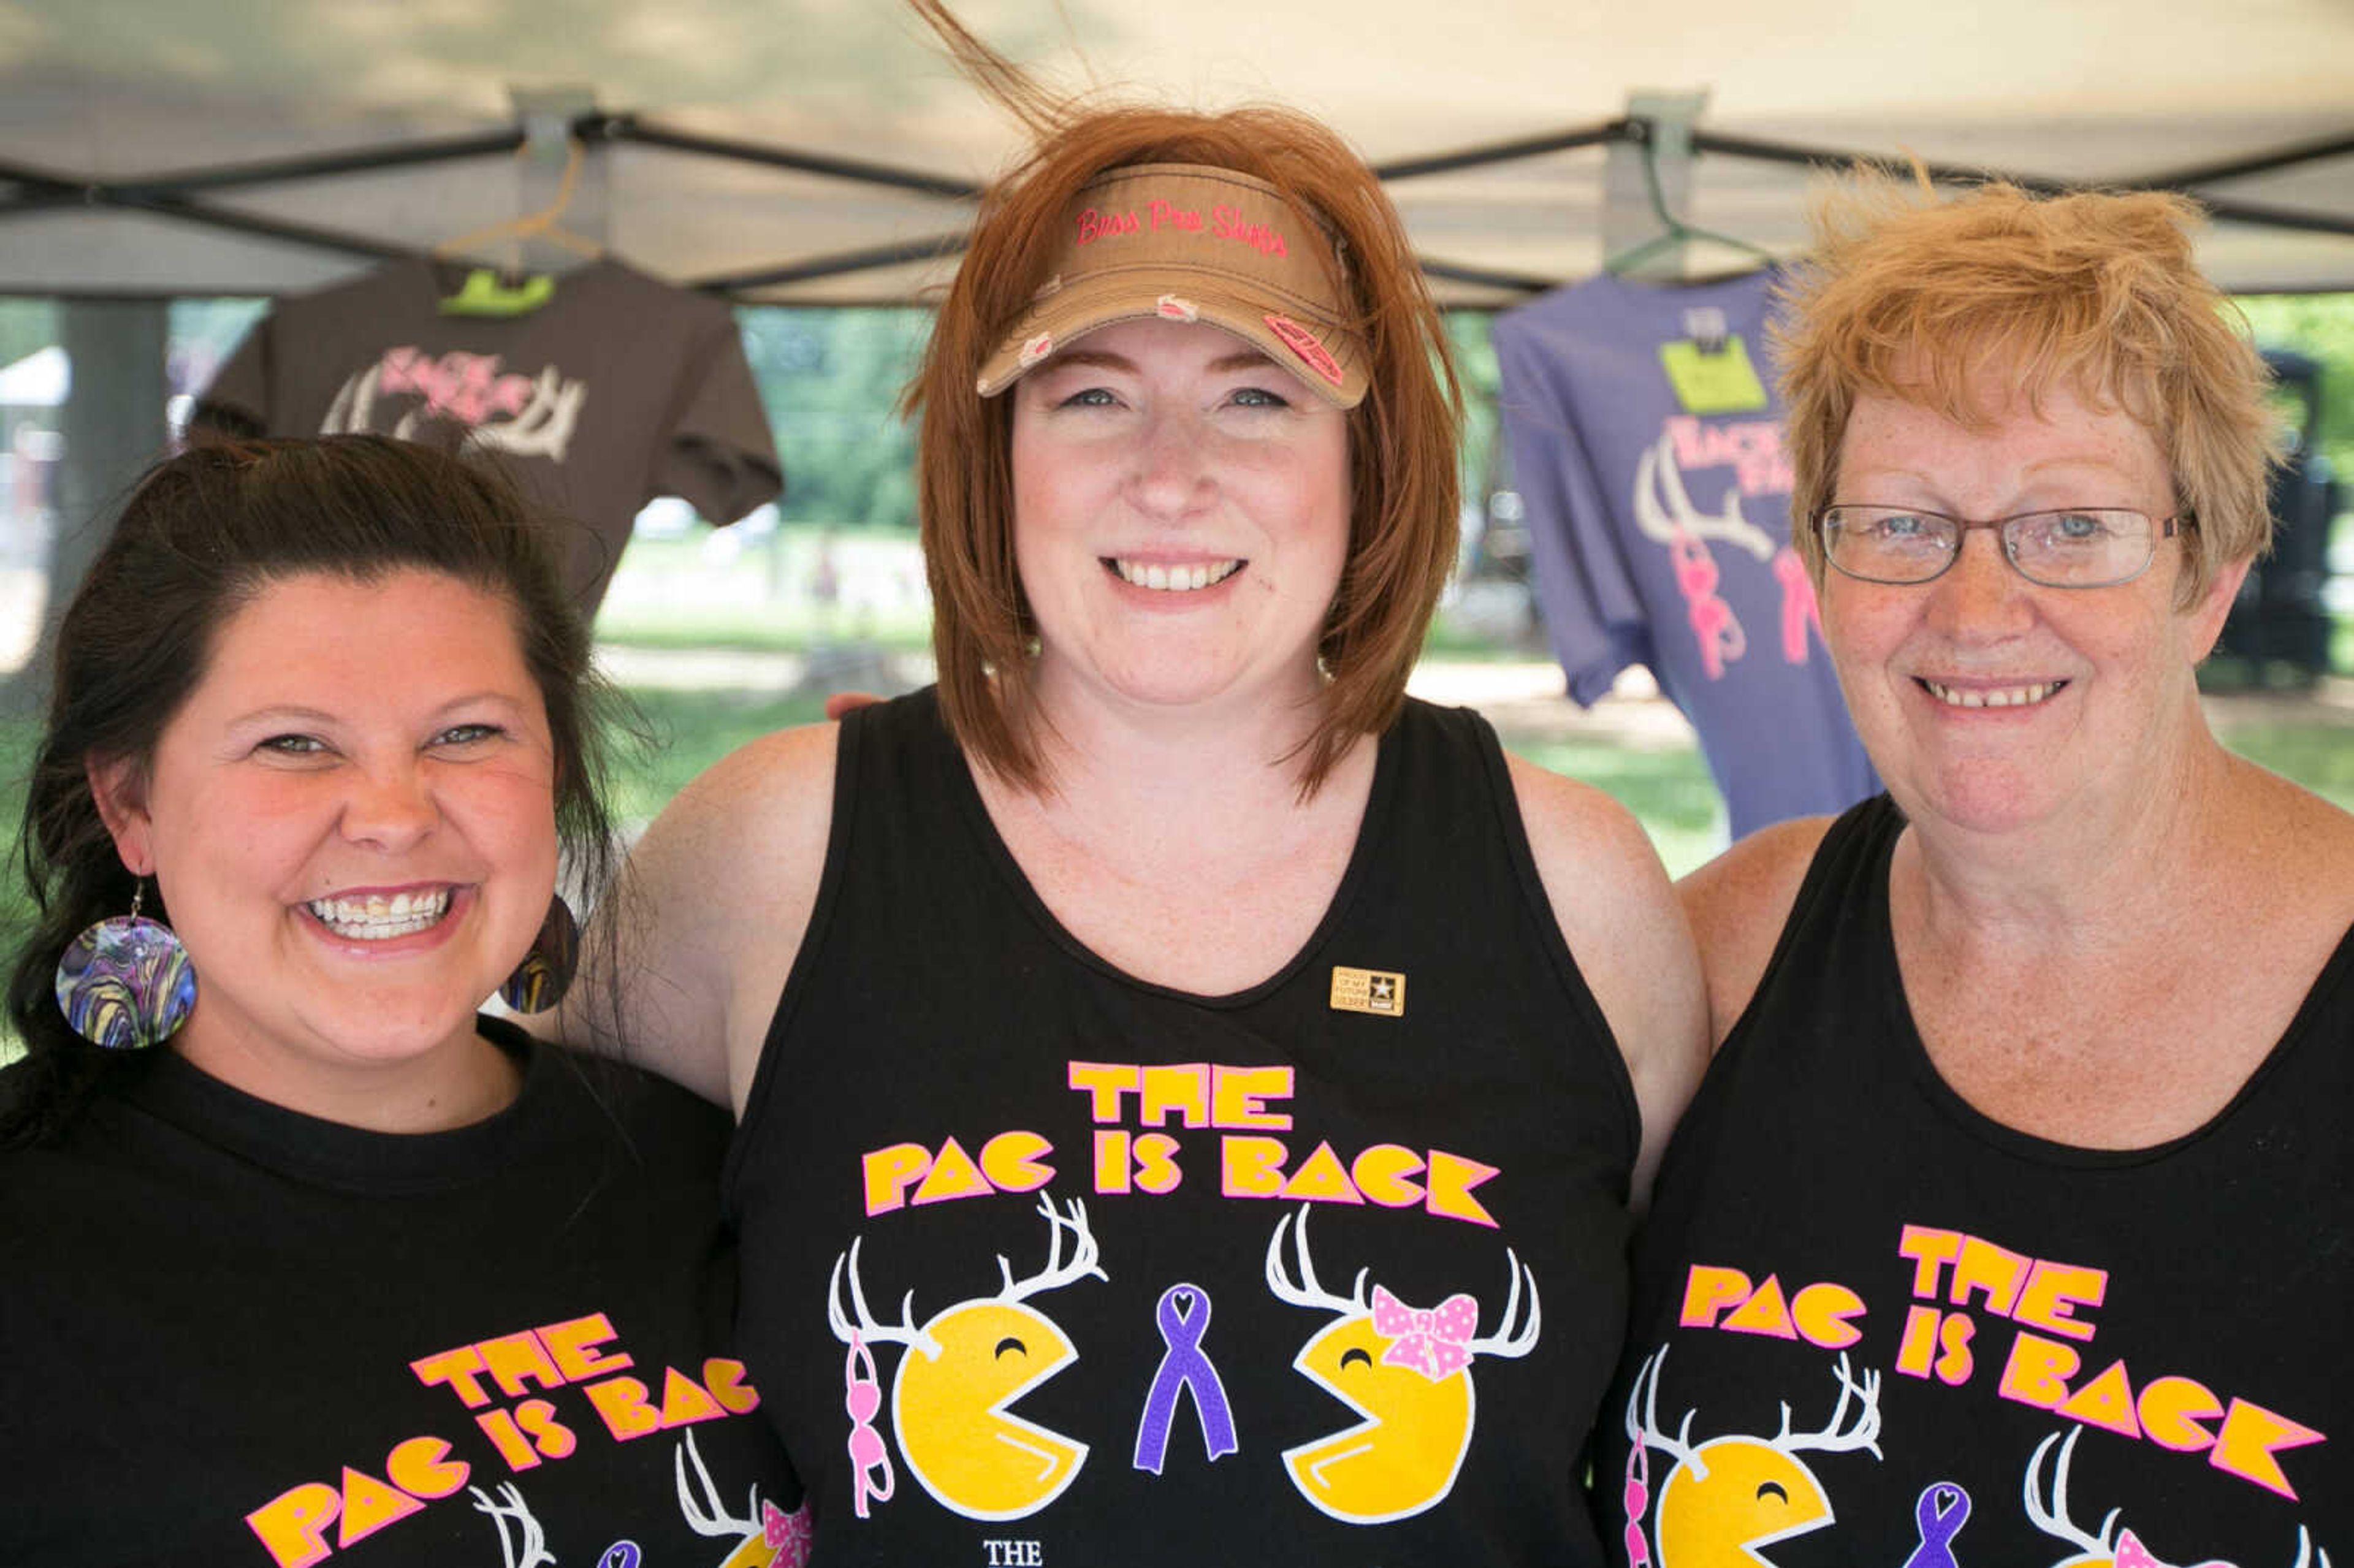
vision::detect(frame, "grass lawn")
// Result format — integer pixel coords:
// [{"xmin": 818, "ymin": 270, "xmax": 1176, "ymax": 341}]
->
[
  {"xmin": 0, "ymin": 660, "xmax": 2345, "ymax": 1062},
  {"xmin": 601, "ymin": 687, "xmax": 831, "ymax": 824},
  {"xmin": 2209, "ymin": 718, "xmax": 2354, "ymax": 813},
  {"xmin": 1499, "ymin": 734, "xmax": 1726, "ymax": 878},
  {"xmin": 3, "ymin": 676, "xmax": 2347, "ymax": 910}
]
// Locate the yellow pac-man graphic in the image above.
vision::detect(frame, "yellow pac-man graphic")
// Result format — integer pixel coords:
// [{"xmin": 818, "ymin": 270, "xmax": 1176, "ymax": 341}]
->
[
  {"xmin": 1282, "ymin": 1311, "xmax": 1476, "ymax": 1523},
  {"xmin": 891, "ymin": 1297, "xmax": 1087, "ymax": 1519},
  {"xmin": 828, "ymin": 1193, "xmax": 1108, "ymax": 1523},
  {"xmin": 1624, "ymin": 1346, "xmax": 1883, "ymax": 1567},
  {"xmin": 1653, "ymin": 1437, "xmax": 1835, "ymax": 1564},
  {"xmin": 1265, "ymin": 1207, "xmax": 1539, "ymax": 1524}
]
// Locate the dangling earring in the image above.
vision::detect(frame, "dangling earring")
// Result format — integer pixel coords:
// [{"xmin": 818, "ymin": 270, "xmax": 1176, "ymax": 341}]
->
[
  {"xmin": 498, "ymin": 894, "xmax": 579, "ymax": 1014},
  {"xmin": 54, "ymin": 881, "xmax": 197, "ymax": 1050}
]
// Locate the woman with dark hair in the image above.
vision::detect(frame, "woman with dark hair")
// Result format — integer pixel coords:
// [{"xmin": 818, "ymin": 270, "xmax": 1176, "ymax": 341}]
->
[
  {"xmin": 565, "ymin": 11, "xmax": 1705, "ymax": 1562},
  {"xmin": 0, "ymin": 436, "xmax": 800, "ymax": 1566}
]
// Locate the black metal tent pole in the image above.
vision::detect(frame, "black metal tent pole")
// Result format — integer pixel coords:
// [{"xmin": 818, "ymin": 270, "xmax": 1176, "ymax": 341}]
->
[
  {"xmin": 0, "ymin": 129, "xmax": 517, "ymax": 267},
  {"xmin": 111, "ymin": 129, "xmax": 531, "ymax": 198},
  {"xmin": 110, "ymin": 196, "xmax": 427, "ymax": 263},
  {"xmin": 693, "ymin": 230, "xmax": 974, "ymax": 294},
  {"xmin": 0, "ymin": 113, "xmax": 985, "ymax": 292},
  {"xmin": 586, "ymin": 114, "xmax": 983, "ymax": 201},
  {"xmin": 2117, "ymin": 129, "xmax": 2354, "ymax": 192},
  {"xmin": 1372, "ymin": 120, "xmax": 1626, "ymax": 183},
  {"xmin": 2, "ymin": 110, "xmax": 2350, "ymax": 297},
  {"xmin": 0, "ymin": 156, "xmax": 78, "ymax": 200},
  {"xmin": 0, "ymin": 130, "xmax": 527, "ymax": 221},
  {"xmin": 1685, "ymin": 125, "xmax": 2354, "ymax": 239},
  {"xmin": 1414, "ymin": 257, "xmax": 1560, "ymax": 295}
]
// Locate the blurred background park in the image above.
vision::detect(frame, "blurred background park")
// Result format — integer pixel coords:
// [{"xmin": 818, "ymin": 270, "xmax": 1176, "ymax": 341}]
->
[{"xmin": 1, "ymin": 291, "xmax": 2347, "ymax": 894}]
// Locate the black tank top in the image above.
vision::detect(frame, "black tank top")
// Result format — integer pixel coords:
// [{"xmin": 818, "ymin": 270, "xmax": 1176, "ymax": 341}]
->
[
  {"xmin": 1599, "ymin": 794, "xmax": 2354, "ymax": 1566},
  {"xmin": 728, "ymin": 688, "xmax": 1640, "ymax": 1565}
]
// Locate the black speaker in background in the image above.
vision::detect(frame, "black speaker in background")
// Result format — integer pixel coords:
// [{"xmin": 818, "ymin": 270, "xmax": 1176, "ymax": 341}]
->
[{"xmin": 2219, "ymin": 349, "xmax": 2340, "ymax": 682}]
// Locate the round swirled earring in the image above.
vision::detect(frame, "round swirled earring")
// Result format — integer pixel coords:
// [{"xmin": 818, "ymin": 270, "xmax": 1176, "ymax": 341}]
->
[
  {"xmin": 54, "ymin": 881, "xmax": 197, "ymax": 1049},
  {"xmin": 498, "ymin": 894, "xmax": 579, "ymax": 1014}
]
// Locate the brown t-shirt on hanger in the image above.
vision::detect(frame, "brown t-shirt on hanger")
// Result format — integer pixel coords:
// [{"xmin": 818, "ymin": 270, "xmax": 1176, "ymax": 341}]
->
[{"xmin": 195, "ymin": 257, "xmax": 782, "ymax": 614}]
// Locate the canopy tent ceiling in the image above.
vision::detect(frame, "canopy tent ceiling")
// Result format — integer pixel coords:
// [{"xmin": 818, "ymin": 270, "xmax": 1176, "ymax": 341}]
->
[{"xmin": 4, "ymin": 0, "xmax": 2353, "ymax": 307}]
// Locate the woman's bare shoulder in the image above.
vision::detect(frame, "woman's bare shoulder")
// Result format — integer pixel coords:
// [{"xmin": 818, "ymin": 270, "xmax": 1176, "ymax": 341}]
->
[
  {"xmin": 1677, "ymin": 815, "xmax": 1834, "ymax": 1049},
  {"xmin": 563, "ymin": 721, "xmax": 840, "ymax": 1109}
]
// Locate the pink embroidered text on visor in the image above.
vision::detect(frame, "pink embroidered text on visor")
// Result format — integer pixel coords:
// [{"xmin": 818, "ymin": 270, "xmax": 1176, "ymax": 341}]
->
[
  {"xmin": 1266, "ymin": 316, "xmax": 1346, "ymax": 389},
  {"xmin": 1073, "ymin": 198, "xmax": 1292, "ymax": 259}
]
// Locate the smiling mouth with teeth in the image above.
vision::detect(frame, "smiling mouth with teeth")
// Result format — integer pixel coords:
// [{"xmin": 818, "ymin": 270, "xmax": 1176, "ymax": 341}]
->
[
  {"xmin": 1106, "ymin": 557, "xmax": 1243, "ymax": 592},
  {"xmin": 306, "ymin": 888, "xmax": 454, "ymax": 941},
  {"xmin": 1919, "ymin": 679, "xmax": 2068, "ymax": 709}
]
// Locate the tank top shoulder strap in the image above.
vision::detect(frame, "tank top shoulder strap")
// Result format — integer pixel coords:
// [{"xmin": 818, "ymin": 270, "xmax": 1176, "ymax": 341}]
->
[
  {"xmin": 1392, "ymin": 699, "xmax": 1624, "ymax": 1027},
  {"xmin": 1723, "ymin": 791, "xmax": 1905, "ymax": 1048}
]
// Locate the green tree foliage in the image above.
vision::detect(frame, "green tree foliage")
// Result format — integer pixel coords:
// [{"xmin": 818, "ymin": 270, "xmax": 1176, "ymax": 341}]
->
[
  {"xmin": 0, "ymin": 299, "xmax": 56, "ymax": 370},
  {"xmin": 2238, "ymin": 294, "xmax": 2354, "ymax": 482},
  {"xmin": 737, "ymin": 306, "xmax": 931, "ymax": 530}
]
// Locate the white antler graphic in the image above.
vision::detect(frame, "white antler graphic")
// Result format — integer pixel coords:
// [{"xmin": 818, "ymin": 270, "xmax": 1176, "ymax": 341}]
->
[
  {"xmin": 470, "ymin": 367, "xmax": 587, "ymax": 463},
  {"xmin": 1634, "ymin": 432, "xmax": 1778, "ymax": 561},
  {"xmin": 1265, "ymin": 1206, "xmax": 1373, "ymax": 1317},
  {"xmin": 2025, "ymin": 1427, "xmax": 2125, "ymax": 1561},
  {"xmin": 1775, "ymin": 1351, "xmax": 1883, "ymax": 1457},
  {"xmin": 674, "ymin": 1426, "xmax": 763, "ymax": 1539},
  {"xmin": 999, "ymin": 1193, "xmax": 1108, "ymax": 1303},
  {"xmin": 828, "ymin": 1233, "xmax": 940, "ymax": 1357},
  {"xmin": 469, "ymin": 1482, "xmax": 556, "ymax": 1568},
  {"xmin": 1625, "ymin": 1345, "xmax": 1711, "ymax": 1479},
  {"xmin": 828, "ymin": 1192, "xmax": 1108, "ymax": 1357},
  {"xmin": 1466, "ymin": 1247, "xmax": 1543, "ymax": 1360}
]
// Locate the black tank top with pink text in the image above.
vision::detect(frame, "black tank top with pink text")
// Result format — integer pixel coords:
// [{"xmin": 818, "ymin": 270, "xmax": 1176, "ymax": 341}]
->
[
  {"xmin": 1599, "ymin": 793, "xmax": 2354, "ymax": 1567},
  {"xmin": 728, "ymin": 687, "xmax": 1642, "ymax": 1566}
]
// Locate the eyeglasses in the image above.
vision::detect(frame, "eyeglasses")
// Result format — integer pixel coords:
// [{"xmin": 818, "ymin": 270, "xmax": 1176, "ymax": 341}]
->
[{"xmin": 1817, "ymin": 504, "xmax": 2188, "ymax": 589}]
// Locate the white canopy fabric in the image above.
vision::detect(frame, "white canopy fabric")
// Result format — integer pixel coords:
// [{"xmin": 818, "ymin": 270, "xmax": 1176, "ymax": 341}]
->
[{"xmin": 3, "ymin": 0, "xmax": 2351, "ymax": 305}]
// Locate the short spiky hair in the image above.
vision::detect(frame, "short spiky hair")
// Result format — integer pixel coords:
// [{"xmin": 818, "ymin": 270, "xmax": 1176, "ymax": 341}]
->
[
  {"xmin": 1774, "ymin": 175, "xmax": 2281, "ymax": 604},
  {"xmin": 905, "ymin": 58, "xmax": 1461, "ymax": 796}
]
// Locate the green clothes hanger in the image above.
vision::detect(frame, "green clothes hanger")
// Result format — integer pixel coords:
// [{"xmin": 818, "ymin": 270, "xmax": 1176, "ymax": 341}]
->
[
  {"xmin": 440, "ymin": 268, "xmax": 557, "ymax": 316},
  {"xmin": 1602, "ymin": 120, "xmax": 1776, "ymax": 278},
  {"xmin": 435, "ymin": 138, "xmax": 599, "ymax": 316}
]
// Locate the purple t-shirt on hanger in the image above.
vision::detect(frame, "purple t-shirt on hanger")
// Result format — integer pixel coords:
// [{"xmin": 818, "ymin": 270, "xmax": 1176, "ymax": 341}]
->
[{"xmin": 1493, "ymin": 267, "xmax": 1876, "ymax": 838}]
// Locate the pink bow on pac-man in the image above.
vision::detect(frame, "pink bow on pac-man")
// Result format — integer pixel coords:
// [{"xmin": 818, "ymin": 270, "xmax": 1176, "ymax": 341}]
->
[
  {"xmin": 1370, "ymin": 1285, "xmax": 1480, "ymax": 1380},
  {"xmin": 2114, "ymin": 1529, "xmax": 2227, "ymax": 1568},
  {"xmin": 763, "ymin": 1499, "xmax": 813, "ymax": 1562}
]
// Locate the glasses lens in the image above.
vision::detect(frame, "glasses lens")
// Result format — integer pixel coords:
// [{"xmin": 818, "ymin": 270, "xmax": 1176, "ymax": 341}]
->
[
  {"xmin": 2003, "ymin": 510, "xmax": 2155, "ymax": 587},
  {"xmin": 1822, "ymin": 507, "xmax": 1957, "ymax": 584}
]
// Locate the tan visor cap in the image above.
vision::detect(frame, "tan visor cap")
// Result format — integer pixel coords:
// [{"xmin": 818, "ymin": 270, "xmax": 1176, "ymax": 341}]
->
[{"xmin": 975, "ymin": 163, "xmax": 1370, "ymax": 410}]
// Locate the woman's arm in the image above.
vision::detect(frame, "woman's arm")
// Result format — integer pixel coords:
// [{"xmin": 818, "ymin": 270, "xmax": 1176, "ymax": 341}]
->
[
  {"xmin": 556, "ymin": 722, "xmax": 839, "ymax": 1114},
  {"xmin": 1506, "ymin": 755, "xmax": 1708, "ymax": 1209}
]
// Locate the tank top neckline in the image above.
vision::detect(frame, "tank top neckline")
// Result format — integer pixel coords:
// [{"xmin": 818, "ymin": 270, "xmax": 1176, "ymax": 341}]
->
[
  {"xmin": 941, "ymin": 702, "xmax": 1403, "ymax": 1010},
  {"xmin": 1853, "ymin": 796, "xmax": 2354, "ymax": 1170}
]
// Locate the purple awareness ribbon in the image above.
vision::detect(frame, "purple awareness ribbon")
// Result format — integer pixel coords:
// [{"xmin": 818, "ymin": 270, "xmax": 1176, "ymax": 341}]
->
[
  {"xmin": 1132, "ymin": 1282, "xmax": 1239, "ymax": 1475},
  {"xmin": 1900, "ymin": 1481, "xmax": 1971, "ymax": 1568}
]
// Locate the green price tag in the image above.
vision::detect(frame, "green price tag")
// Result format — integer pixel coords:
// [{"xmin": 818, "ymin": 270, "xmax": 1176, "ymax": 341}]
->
[{"xmin": 1659, "ymin": 334, "xmax": 1770, "ymax": 414}]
